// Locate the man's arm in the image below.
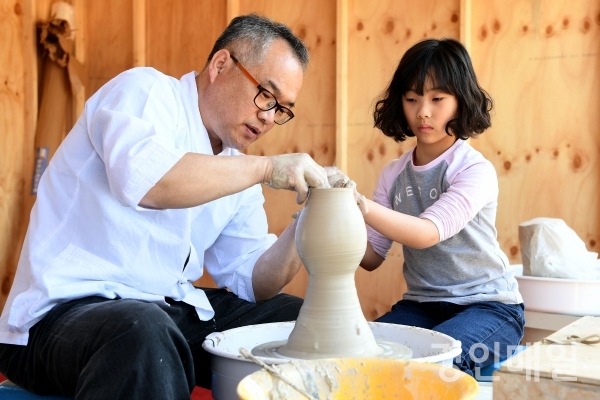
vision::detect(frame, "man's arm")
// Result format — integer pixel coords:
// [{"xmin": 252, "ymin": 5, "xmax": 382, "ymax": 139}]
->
[
  {"xmin": 140, "ymin": 152, "xmax": 328, "ymax": 209},
  {"xmin": 363, "ymin": 198, "xmax": 440, "ymax": 249},
  {"xmin": 251, "ymin": 219, "xmax": 302, "ymax": 301},
  {"xmin": 140, "ymin": 153, "xmax": 269, "ymax": 209}
]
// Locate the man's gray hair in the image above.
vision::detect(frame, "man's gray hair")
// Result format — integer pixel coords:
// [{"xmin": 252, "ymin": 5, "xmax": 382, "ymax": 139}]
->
[{"xmin": 207, "ymin": 14, "xmax": 309, "ymax": 71}]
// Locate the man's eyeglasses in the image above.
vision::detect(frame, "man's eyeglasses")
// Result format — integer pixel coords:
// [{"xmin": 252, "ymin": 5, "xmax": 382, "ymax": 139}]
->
[{"xmin": 230, "ymin": 54, "xmax": 294, "ymax": 125}]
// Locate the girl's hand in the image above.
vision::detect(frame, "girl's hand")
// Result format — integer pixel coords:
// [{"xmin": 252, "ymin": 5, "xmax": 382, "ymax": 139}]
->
[{"xmin": 324, "ymin": 167, "xmax": 368, "ymax": 215}]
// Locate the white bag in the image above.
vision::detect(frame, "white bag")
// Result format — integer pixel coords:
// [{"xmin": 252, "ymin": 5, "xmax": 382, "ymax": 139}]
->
[{"xmin": 519, "ymin": 217, "xmax": 600, "ymax": 280}]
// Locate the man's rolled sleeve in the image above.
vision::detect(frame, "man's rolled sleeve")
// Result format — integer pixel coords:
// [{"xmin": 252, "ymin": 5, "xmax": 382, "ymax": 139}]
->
[{"xmin": 87, "ymin": 71, "xmax": 188, "ymax": 208}]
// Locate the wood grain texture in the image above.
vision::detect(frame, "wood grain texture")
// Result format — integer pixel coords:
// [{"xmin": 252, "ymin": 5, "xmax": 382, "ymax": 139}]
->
[
  {"xmin": 336, "ymin": 0, "xmax": 349, "ymax": 172},
  {"xmin": 71, "ymin": 0, "xmax": 86, "ymax": 125},
  {"xmin": 470, "ymin": 0, "xmax": 600, "ymax": 263},
  {"xmin": 0, "ymin": 0, "xmax": 27, "ymax": 303},
  {"xmin": 460, "ymin": 0, "xmax": 471, "ymax": 50},
  {"xmin": 85, "ymin": 0, "xmax": 133, "ymax": 97},
  {"xmin": 132, "ymin": 0, "xmax": 145, "ymax": 67},
  {"xmin": 146, "ymin": 0, "xmax": 227, "ymax": 78},
  {"xmin": 494, "ymin": 371, "xmax": 600, "ymax": 399},
  {"xmin": 494, "ymin": 317, "xmax": 600, "ymax": 398},
  {"xmin": 347, "ymin": 0, "xmax": 460, "ymax": 319}
]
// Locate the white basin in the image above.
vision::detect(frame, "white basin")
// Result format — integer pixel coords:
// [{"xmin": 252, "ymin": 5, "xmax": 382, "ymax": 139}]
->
[
  {"xmin": 202, "ymin": 321, "xmax": 462, "ymax": 400},
  {"xmin": 514, "ymin": 264, "xmax": 600, "ymax": 316}
]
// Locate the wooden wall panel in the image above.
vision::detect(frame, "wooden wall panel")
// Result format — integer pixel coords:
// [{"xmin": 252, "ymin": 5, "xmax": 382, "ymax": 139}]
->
[
  {"xmin": 0, "ymin": 0, "xmax": 61, "ymax": 309},
  {"xmin": 0, "ymin": 0, "xmax": 26, "ymax": 301},
  {"xmin": 347, "ymin": 0, "xmax": 461, "ymax": 320},
  {"xmin": 470, "ymin": 0, "xmax": 600, "ymax": 263},
  {"xmin": 146, "ymin": 0, "xmax": 227, "ymax": 78},
  {"xmin": 237, "ymin": 0, "xmax": 338, "ymax": 299},
  {"xmin": 85, "ymin": 0, "xmax": 133, "ymax": 97}
]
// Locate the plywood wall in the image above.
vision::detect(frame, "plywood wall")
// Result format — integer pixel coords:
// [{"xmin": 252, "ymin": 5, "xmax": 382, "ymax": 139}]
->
[
  {"xmin": 145, "ymin": 0, "xmax": 227, "ymax": 79},
  {"xmin": 85, "ymin": 0, "xmax": 134, "ymax": 97},
  {"xmin": 1, "ymin": 0, "xmax": 598, "ymax": 320},
  {"xmin": 0, "ymin": 0, "xmax": 28, "ymax": 297},
  {"xmin": 470, "ymin": 0, "xmax": 600, "ymax": 261}
]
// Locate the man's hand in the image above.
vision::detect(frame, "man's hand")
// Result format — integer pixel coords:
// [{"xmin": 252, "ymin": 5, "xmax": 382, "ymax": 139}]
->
[{"xmin": 264, "ymin": 154, "xmax": 329, "ymax": 204}]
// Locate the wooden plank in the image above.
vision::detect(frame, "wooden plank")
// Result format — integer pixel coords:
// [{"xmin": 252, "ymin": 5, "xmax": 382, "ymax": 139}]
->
[
  {"xmin": 72, "ymin": 0, "xmax": 86, "ymax": 122},
  {"xmin": 85, "ymin": 0, "xmax": 133, "ymax": 97},
  {"xmin": 0, "ymin": 0, "xmax": 27, "ymax": 307},
  {"xmin": 500, "ymin": 316, "xmax": 600, "ymax": 385},
  {"xmin": 19, "ymin": 0, "xmax": 38, "ymax": 239},
  {"xmin": 460, "ymin": 0, "xmax": 471, "ymax": 51},
  {"xmin": 336, "ymin": 0, "xmax": 348, "ymax": 172},
  {"xmin": 145, "ymin": 0, "xmax": 226, "ymax": 78},
  {"xmin": 34, "ymin": 0, "xmax": 53, "ymax": 20},
  {"xmin": 227, "ymin": 0, "xmax": 239, "ymax": 22},
  {"xmin": 469, "ymin": 0, "xmax": 600, "ymax": 263},
  {"xmin": 494, "ymin": 316, "xmax": 600, "ymax": 398},
  {"xmin": 133, "ymin": 0, "xmax": 146, "ymax": 67},
  {"xmin": 494, "ymin": 371, "xmax": 600, "ymax": 399},
  {"xmin": 73, "ymin": 0, "xmax": 85, "ymax": 65},
  {"xmin": 0, "ymin": 0, "xmax": 57, "ymax": 309}
]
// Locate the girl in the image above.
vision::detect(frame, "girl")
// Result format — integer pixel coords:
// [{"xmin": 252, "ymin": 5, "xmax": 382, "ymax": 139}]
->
[{"xmin": 359, "ymin": 38, "xmax": 524, "ymax": 377}]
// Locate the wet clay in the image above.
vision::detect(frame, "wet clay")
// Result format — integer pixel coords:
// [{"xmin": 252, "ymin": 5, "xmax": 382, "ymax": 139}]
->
[{"xmin": 253, "ymin": 188, "xmax": 411, "ymax": 360}]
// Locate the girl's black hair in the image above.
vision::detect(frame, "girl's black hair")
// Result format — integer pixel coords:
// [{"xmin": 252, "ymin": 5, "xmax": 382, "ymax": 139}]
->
[{"xmin": 373, "ymin": 38, "xmax": 493, "ymax": 142}]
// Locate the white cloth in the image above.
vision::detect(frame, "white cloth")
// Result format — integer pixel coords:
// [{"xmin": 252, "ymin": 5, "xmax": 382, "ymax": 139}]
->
[{"xmin": 0, "ymin": 68, "xmax": 276, "ymax": 345}]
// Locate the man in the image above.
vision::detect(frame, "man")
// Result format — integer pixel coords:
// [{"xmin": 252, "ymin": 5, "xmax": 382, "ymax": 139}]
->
[{"xmin": 0, "ymin": 14, "xmax": 329, "ymax": 399}]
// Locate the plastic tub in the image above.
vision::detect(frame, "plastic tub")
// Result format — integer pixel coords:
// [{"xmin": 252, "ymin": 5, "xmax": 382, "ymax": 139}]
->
[
  {"xmin": 237, "ymin": 357, "xmax": 479, "ymax": 400},
  {"xmin": 202, "ymin": 321, "xmax": 462, "ymax": 400},
  {"xmin": 514, "ymin": 264, "xmax": 600, "ymax": 316}
]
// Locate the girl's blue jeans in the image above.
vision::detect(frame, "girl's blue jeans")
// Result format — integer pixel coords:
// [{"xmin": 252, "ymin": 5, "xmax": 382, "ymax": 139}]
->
[{"xmin": 376, "ymin": 299, "xmax": 525, "ymax": 377}]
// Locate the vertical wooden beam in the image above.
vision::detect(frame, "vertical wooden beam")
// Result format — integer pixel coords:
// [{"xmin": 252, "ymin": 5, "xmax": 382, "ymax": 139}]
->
[
  {"xmin": 460, "ymin": 0, "xmax": 472, "ymax": 52},
  {"xmin": 226, "ymin": 0, "xmax": 239, "ymax": 23},
  {"xmin": 72, "ymin": 0, "xmax": 85, "ymax": 121},
  {"xmin": 5, "ymin": 0, "xmax": 38, "ymax": 305},
  {"xmin": 22, "ymin": 0, "xmax": 38, "ymax": 138},
  {"xmin": 133, "ymin": 0, "xmax": 146, "ymax": 66},
  {"xmin": 335, "ymin": 0, "xmax": 348, "ymax": 172},
  {"xmin": 460, "ymin": 0, "xmax": 472, "ymax": 145}
]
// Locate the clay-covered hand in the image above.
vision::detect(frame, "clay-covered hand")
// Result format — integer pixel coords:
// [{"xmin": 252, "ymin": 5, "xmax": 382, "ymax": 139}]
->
[
  {"xmin": 265, "ymin": 154, "xmax": 330, "ymax": 204},
  {"xmin": 325, "ymin": 166, "xmax": 353, "ymax": 188},
  {"xmin": 324, "ymin": 167, "xmax": 368, "ymax": 215}
]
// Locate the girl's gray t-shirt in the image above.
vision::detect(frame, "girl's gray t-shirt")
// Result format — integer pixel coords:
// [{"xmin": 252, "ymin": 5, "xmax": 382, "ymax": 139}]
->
[{"xmin": 367, "ymin": 139, "xmax": 522, "ymax": 305}]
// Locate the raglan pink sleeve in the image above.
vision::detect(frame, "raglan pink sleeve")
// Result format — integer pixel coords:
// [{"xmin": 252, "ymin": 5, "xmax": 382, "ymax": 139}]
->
[{"xmin": 420, "ymin": 159, "xmax": 498, "ymax": 242}]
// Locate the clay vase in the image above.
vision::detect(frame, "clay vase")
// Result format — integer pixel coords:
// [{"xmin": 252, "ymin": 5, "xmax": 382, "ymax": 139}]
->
[{"xmin": 279, "ymin": 188, "xmax": 383, "ymax": 359}]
